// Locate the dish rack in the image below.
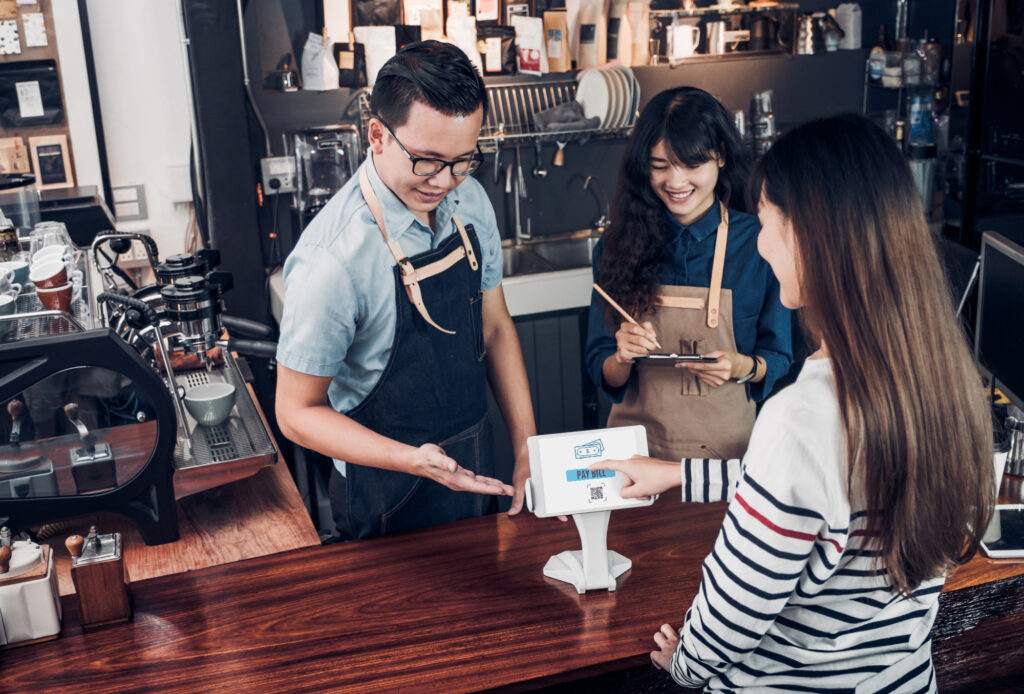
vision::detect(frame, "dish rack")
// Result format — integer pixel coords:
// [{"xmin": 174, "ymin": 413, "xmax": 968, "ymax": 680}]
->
[
  {"xmin": 0, "ymin": 253, "xmax": 94, "ymax": 344},
  {"xmin": 357, "ymin": 74, "xmax": 636, "ymax": 154}
]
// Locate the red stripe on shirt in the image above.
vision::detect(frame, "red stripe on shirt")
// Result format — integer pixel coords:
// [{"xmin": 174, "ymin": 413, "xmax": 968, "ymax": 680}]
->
[{"xmin": 734, "ymin": 492, "xmax": 824, "ymax": 546}]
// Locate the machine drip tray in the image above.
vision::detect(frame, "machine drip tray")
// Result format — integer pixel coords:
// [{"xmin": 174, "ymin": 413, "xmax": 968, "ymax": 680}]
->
[{"xmin": 172, "ymin": 350, "xmax": 277, "ymax": 481}]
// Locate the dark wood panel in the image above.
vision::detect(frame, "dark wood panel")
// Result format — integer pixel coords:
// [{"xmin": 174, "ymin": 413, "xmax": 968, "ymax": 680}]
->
[
  {"xmin": 533, "ymin": 316, "xmax": 563, "ymax": 433},
  {"xmin": 558, "ymin": 313, "xmax": 584, "ymax": 432},
  {"xmin": 6, "ymin": 493, "xmax": 1024, "ymax": 694}
]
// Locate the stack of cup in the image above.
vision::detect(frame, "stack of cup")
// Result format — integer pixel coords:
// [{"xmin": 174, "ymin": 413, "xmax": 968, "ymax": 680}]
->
[
  {"xmin": 0, "ymin": 292, "xmax": 15, "ymax": 339},
  {"xmin": 0, "ymin": 262, "xmax": 23, "ymax": 338},
  {"xmin": 27, "ymin": 222, "xmax": 79, "ymax": 313}
]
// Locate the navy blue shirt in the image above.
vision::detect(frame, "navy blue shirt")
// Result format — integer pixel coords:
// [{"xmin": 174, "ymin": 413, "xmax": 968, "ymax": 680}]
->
[{"xmin": 585, "ymin": 198, "xmax": 793, "ymax": 403}]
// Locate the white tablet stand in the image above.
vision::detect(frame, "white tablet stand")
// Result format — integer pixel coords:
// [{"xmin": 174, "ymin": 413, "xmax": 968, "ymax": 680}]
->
[{"xmin": 543, "ymin": 510, "xmax": 632, "ymax": 594}]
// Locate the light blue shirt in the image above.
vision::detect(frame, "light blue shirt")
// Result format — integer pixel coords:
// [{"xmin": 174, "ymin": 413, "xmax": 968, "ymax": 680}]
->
[{"xmin": 276, "ymin": 151, "xmax": 503, "ymax": 474}]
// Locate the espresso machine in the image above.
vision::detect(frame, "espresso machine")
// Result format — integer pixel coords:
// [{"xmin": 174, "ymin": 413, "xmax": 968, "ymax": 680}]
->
[{"xmin": 0, "ymin": 232, "xmax": 278, "ymax": 544}]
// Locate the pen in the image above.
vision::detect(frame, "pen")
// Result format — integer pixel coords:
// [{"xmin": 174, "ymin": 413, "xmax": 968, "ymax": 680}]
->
[{"xmin": 592, "ymin": 283, "xmax": 662, "ymax": 350}]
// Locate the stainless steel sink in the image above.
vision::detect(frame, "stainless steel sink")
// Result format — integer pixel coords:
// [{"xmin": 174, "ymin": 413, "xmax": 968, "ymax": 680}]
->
[
  {"xmin": 501, "ymin": 246, "xmax": 553, "ymax": 276},
  {"xmin": 501, "ymin": 233, "xmax": 601, "ymax": 277},
  {"xmin": 529, "ymin": 236, "xmax": 600, "ymax": 270}
]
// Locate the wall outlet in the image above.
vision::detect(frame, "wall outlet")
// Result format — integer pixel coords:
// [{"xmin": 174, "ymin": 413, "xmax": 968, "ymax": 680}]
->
[{"xmin": 260, "ymin": 156, "xmax": 296, "ymax": 195}]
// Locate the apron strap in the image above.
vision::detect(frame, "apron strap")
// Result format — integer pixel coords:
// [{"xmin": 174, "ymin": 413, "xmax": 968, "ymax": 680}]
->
[
  {"xmin": 706, "ymin": 202, "xmax": 729, "ymax": 329},
  {"xmin": 359, "ymin": 166, "xmax": 456, "ymax": 335},
  {"xmin": 453, "ymin": 214, "xmax": 479, "ymax": 271},
  {"xmin": 655, "ymin": 296, "xmax": 705, "ymax": 310}
]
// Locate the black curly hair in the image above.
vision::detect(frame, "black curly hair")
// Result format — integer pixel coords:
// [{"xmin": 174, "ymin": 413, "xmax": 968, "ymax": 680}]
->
[{"xmin": 599, "ymin": 87, "xmax": 750, "ymax": 326}]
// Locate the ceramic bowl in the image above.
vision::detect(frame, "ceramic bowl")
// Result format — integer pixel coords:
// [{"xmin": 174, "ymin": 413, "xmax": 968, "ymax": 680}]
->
[{"xmin": 183, "ymin": 382, "xmax": 237, "ymax": 427}]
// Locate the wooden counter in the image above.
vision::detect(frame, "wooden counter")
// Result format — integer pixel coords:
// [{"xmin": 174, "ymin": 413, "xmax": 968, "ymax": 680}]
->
[
  {"xmin": 42, "ymin": 459, "xmax": 320, "ymax": 596},
  {"xmin": 5, "ymin": 481, "xmax": 1023, "ymax": 694}
]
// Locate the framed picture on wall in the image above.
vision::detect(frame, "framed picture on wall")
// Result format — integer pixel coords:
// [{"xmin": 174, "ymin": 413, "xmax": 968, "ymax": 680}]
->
[{"xmin": 28, "ymin": 133, "xmax": 73, "ymax": 190}]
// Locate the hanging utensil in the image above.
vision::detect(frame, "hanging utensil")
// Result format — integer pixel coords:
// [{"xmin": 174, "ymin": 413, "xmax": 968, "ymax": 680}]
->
[
  {"xmin": 516, "ymin": 145, "xmax": 527, "ymax": 198},
  {"xmin": 553, "ymin": 141, "xmax": 567, "ymax": 167},
  {"xmin": 492, "ymin": 122, "xmax": 505, "ymax": 185},
  {"xmin": 532, "ymin": 141, "xmax": 548, "ymax": 178}
]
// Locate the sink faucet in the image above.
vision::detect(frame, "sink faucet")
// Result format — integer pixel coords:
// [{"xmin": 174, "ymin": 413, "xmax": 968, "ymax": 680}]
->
[
  {"xmin": 511, "ymin": 154, "xmax": 531, "ymax": 247},
  {"xmin": 583, "ymin": 176, "xmax": 611, "ymax": 232}
]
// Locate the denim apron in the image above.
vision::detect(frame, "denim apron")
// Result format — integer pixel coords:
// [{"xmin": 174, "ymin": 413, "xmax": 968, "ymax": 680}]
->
[
  {"xmin": 607, "ymin": 203, "xmax": 756, "ymax": 460},
  {"xmin": 333, "ymin": 168, "xmax": 493, "ymax": 540}
]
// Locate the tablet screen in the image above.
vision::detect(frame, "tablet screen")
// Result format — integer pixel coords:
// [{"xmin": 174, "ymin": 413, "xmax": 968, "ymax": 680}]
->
[{"xmin": 981, "ymin": 505, "xmax": 1024, "ymax": 559}]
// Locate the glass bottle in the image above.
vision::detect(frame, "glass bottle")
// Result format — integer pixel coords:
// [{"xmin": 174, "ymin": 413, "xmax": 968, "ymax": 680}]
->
[
  {"xmin": 868, "ymin": 24, "xmax": 890, "ymax": 84},
  {"xmin": 0, "ymin": 215, "xmax": 19, "ymax": 262}
]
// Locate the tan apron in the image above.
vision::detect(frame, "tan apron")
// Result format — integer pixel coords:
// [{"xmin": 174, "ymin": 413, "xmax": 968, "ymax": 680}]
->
[{"xmin": 607, "ymin": 203, "xmax": 756, "ymax": 461}]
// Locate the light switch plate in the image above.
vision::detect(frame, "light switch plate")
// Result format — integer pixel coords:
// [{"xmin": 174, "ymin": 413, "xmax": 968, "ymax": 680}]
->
[{"xmin": 112, "ymin": 184, "xmax": 148, "ymax": 221}]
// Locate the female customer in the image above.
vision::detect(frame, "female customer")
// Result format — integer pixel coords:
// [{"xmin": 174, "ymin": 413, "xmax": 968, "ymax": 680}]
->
[
  {"xmin": 585, "ymin": 87, "xmax": 792, "ymax": 465},
  {"xmin": 593, "ymin": 113, "xmax": 994, "ymax": 691}
]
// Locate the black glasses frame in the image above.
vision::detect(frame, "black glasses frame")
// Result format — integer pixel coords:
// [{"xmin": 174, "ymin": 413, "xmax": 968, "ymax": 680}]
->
[{"xmin": 374, "ymin": 115, "xmax": 483, "ymax": 177}]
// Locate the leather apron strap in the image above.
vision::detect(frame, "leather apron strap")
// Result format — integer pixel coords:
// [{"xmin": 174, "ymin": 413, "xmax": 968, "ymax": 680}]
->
[
  {"xmin": 359, "ymin": 166, "xmax": 476, "ymax": 335},
  {"xmin": 706, "ymin": 202, "xmax": 729, "ymax": 328}
]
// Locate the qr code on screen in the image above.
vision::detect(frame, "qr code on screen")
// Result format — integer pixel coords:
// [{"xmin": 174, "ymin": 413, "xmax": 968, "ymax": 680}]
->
[{"xmin": 588, "ymin": 484, "xmax": 605, "ymax": 503}]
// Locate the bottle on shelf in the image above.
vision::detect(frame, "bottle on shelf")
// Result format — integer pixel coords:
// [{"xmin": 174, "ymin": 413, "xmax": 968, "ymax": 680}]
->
[
  {"xmin": 921, "ymin": 30, "xmax": 941, "ymax": 86},
  {"xmin": 868, "ymin": 24, "xmax": 891, "ymax": 85},
  {"xmin": 751, "ymin": 89, "xmax": 776, "ymax": 156}
]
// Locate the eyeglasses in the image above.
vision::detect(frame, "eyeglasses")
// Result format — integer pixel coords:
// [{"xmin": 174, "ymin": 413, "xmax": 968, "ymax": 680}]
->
[{"xmin": 375, "ymin": 115, "xmax": 483, "ymax": 177}]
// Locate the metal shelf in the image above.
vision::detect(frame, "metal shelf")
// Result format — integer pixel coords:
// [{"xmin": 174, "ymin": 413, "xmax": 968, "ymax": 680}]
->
[{"xmin": 357, "ymin": 77, "xmax": 636, "ymax": 155}]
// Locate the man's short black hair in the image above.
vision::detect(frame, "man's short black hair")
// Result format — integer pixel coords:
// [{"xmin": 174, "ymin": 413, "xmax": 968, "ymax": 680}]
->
[{"xmin": 369, "ymin": 40, "xmax": 487, "ymax": 128}]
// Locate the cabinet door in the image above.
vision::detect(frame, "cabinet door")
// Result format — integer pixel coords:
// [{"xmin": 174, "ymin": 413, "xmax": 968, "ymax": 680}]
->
[{"xmin": 486, "ymin": 309, "xmax": 588, "ymax": 507}]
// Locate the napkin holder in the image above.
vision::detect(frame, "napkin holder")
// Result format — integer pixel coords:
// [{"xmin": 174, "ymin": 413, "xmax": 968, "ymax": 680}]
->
[{"xmin": 0, "ymin": 539, "xmax": 62, "ymax": 648}]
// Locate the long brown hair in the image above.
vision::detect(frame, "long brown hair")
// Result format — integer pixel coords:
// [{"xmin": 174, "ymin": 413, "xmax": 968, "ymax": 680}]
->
[
  {"xmin": 751, "ymin": 114, "xmax": 993, "ymax": 594},
  {"xmin": 600, "ymin": 87, "xmax": 751, "ymax": 325}
]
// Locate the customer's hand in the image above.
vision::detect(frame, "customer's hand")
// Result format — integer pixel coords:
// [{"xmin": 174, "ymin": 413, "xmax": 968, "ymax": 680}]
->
[
  {"xmin": 413, "ymin": 443, "xmax": 514, "ymax": 495},
  {"xmin": 589, "ymin": 455, "xmax": 680, "ymax": 498},
  {"xmin": 651, "ymin": 623, "xmax": 680, "ymax": 671},
  {"xmin": 614, "ymin": 320, "xmax": 660, "ymax": 365}
]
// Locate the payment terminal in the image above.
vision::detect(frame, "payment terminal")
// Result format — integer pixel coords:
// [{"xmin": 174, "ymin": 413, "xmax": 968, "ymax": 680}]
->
[{"xmin": 524, "ymin": 425, "xmax": 656, "ymax": 593}]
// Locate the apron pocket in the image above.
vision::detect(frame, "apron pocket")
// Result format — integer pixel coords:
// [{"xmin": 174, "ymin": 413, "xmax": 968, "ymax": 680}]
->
[
  {"xmin": 380, "ymin": 476, "xmax": 425, "ymax": 536},
  {"xmin": 679, "ymin": 338, "xmax": 709, "ymax": 397}
]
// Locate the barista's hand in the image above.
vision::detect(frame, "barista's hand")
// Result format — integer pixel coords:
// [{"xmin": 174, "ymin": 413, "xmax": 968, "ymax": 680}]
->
[
  {"xmin": 677, "ymin": 349, "xmax": 751, "ymax": 388},
  {"xmin": 650, "ymin": 623, "xmax": 680, "ymax": 672},
  {"xmin": 614, "ymin": 320, "xmax": 661, "ymax": 365},
  {"xmin": 413, "ymin": 443, "xmax": 514, "ymax": 496},
  {"xmin": 507, "ymin": 456, "xmax": 568, "ymax": 521},
  {"xmin": 507, "ymin": 455, "xmax": 531, "ymax": 515},
  {"xmin": 589, "ymin": 455, "xmax": 680, "ymax": 498}
]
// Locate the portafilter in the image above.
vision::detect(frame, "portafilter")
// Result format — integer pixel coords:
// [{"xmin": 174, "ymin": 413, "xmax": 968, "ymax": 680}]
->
[{"xmin": 159, "ymin": 275, "xmax": 224, "ymax": 365}]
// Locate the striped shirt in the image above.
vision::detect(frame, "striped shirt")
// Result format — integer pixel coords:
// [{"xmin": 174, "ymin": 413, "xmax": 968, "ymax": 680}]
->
[{"xmin": 674, "ymin": 357, "xmax": 940, "ymax": 693}]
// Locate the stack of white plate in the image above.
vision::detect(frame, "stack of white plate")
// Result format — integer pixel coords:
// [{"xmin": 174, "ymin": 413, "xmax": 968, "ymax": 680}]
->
[{"xmin": 575, "ymin": 66, "xmax": 641, "ymax": 130}]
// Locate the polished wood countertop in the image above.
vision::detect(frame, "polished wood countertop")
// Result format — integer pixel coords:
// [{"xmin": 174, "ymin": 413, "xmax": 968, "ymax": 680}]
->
[{"xmin": 6, "ymin": 479, "xmax": 1024, "ymax": 694}]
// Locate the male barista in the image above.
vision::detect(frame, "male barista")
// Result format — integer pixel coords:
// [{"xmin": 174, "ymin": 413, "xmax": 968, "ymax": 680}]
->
[{"xmin": 275, "ymin": 41, "xmax": 536, "ymax": 540}]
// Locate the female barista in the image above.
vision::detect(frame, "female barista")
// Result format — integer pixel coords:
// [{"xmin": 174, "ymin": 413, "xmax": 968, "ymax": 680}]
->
[{"xmin": 585, "ymin": 87, "xmax": 792, "ymax": 462}]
